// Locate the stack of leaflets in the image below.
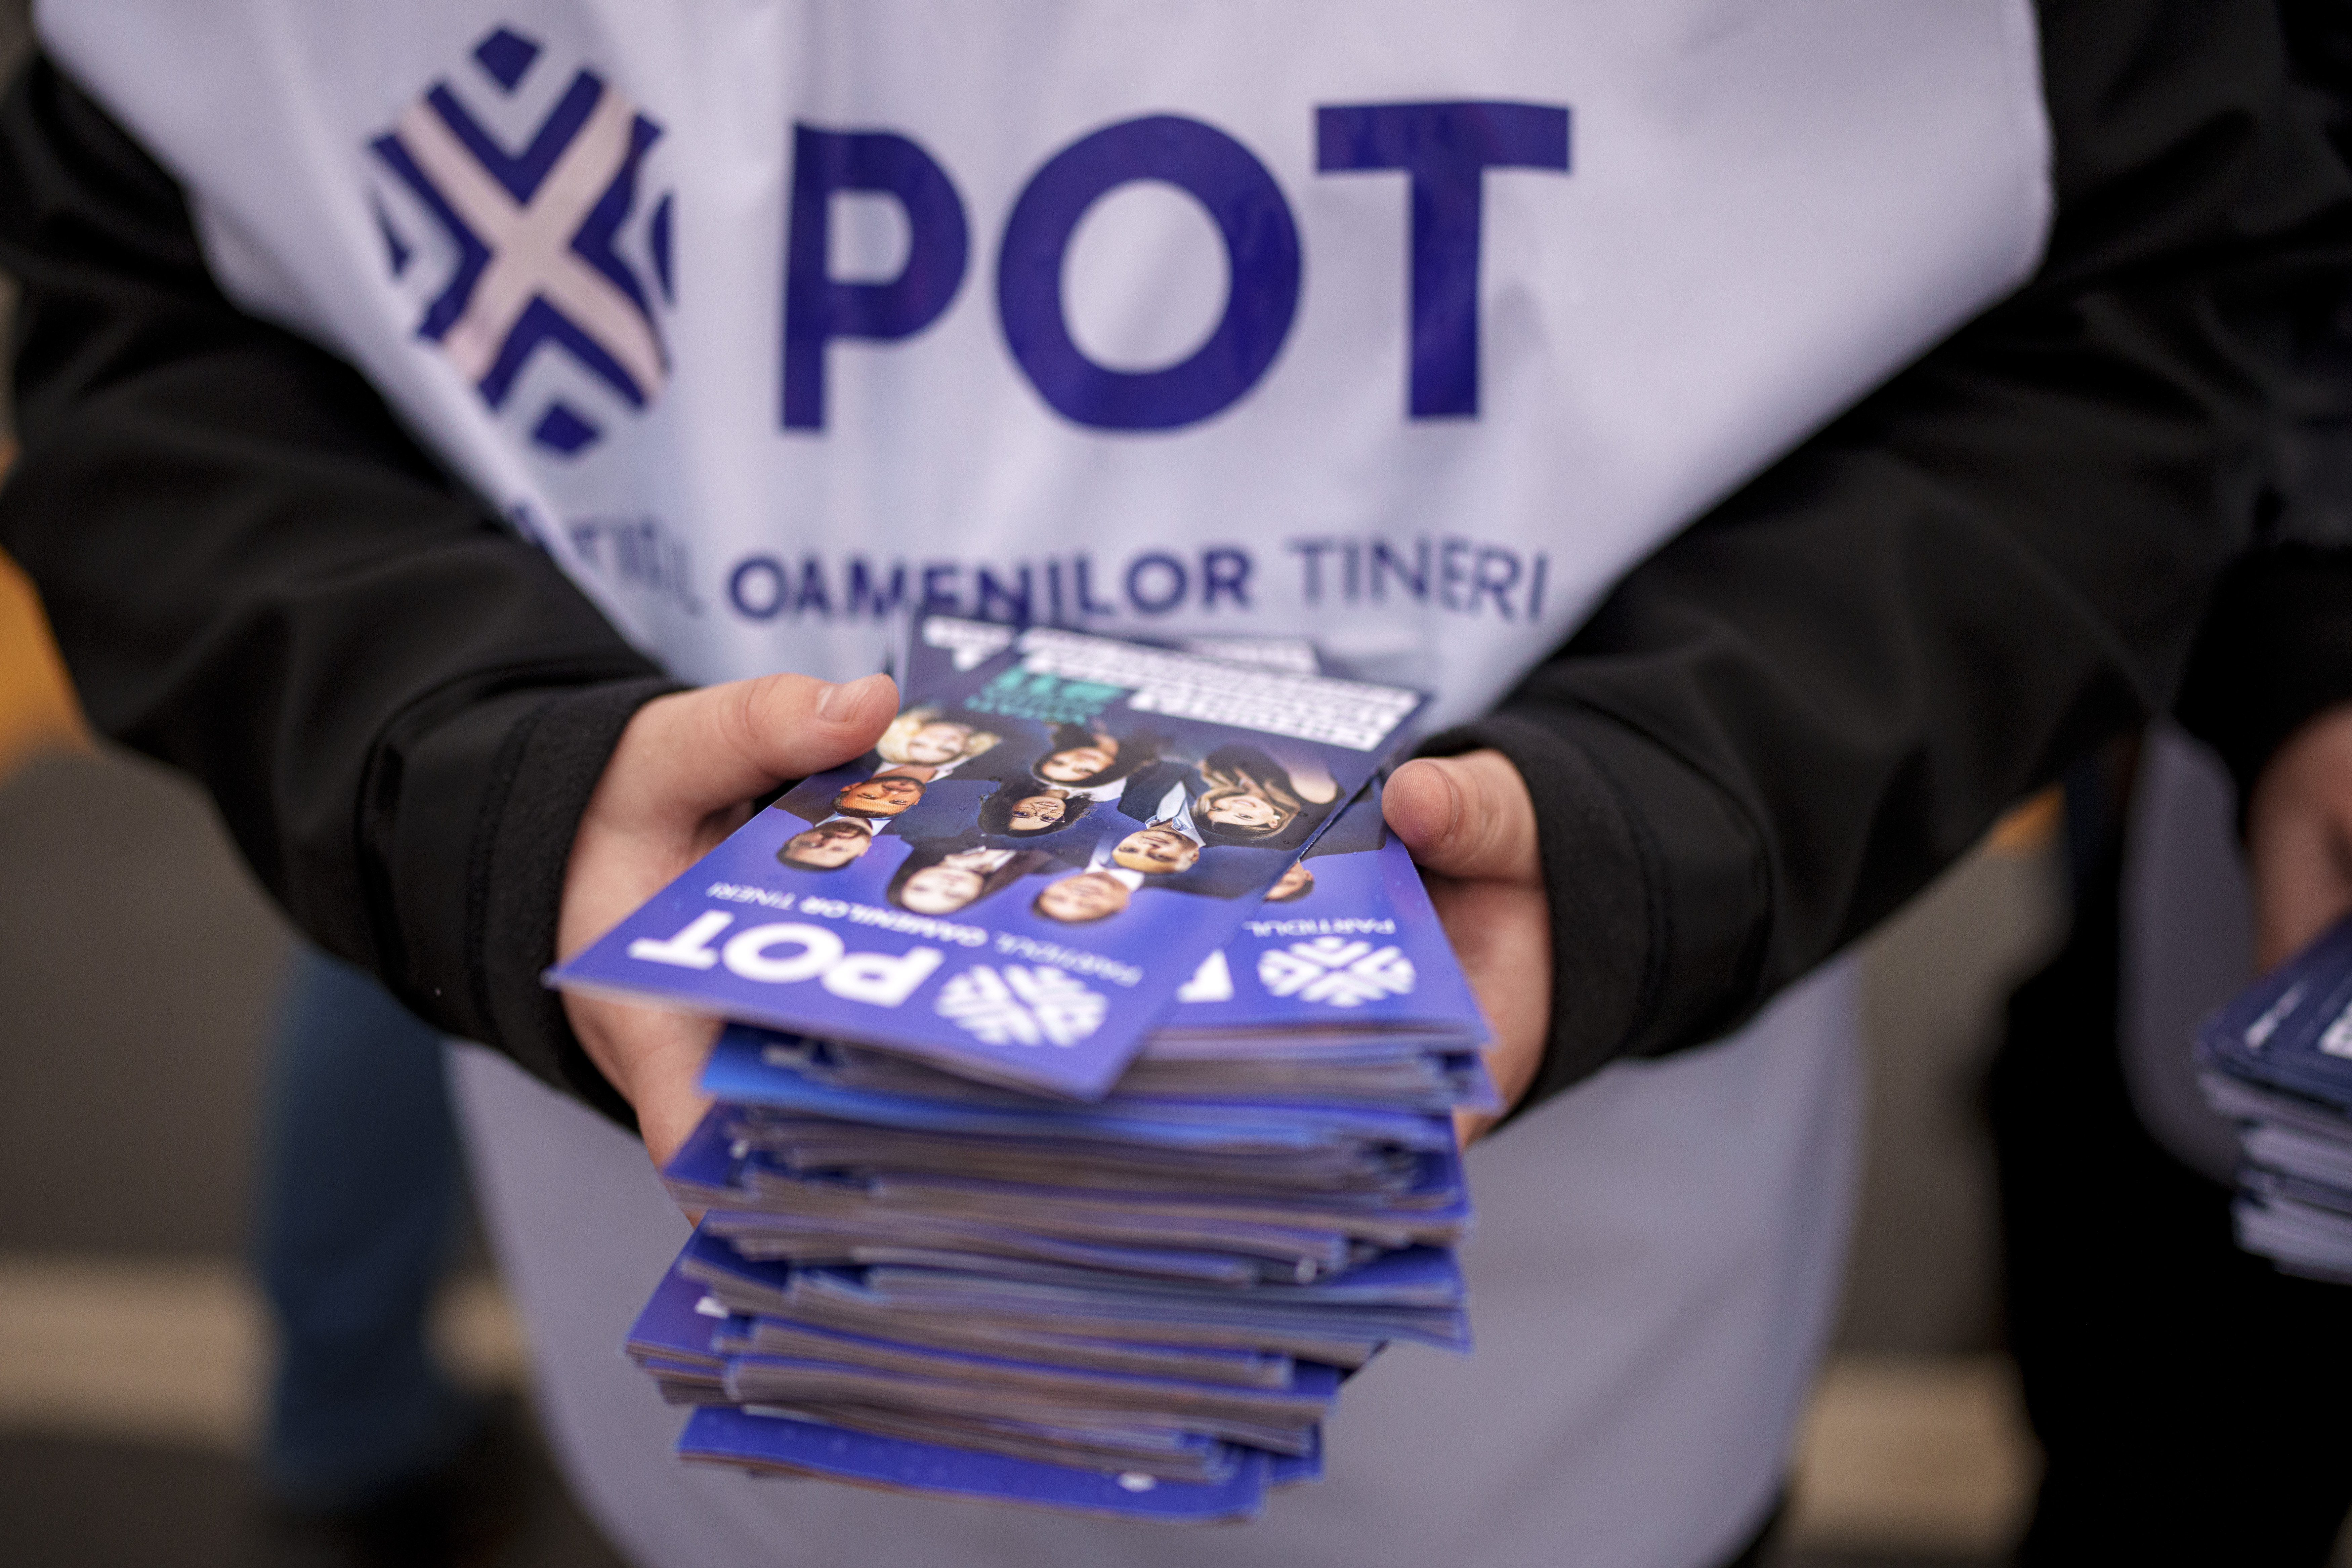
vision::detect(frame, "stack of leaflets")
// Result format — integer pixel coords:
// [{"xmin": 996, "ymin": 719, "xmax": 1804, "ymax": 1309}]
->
[
  {"xmin": 553, "ymin": 619, "xmax": 1493, "ymax": 1521},
  {"xmin": 2196, "ymin": 913, "xmax": 2352, "ymax": 1282}
]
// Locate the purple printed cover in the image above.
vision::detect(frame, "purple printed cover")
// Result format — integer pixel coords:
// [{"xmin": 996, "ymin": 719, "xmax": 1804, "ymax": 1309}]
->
[
  {"xmin": 1270, "ymin": 1429, "xmax": 1323, "ymax": 1488},
  {"xmin": 902, "ymin": 617, "xmax": 1487, "ymax": 1048},
  {"xmin": 551, "ymin": 627, "xmax": 1425, "ymax": 1099},
  {"xmin": 677, "ymin": 1404, "xmax": 1271, "ymax": 1522},
  {"xmin": 1165, "ymin": 793, "xmax": 1487, "ymax": 1045},
  {"xmin": 623, "ymin": 1263, "xmax": 737, "ymax": 1367},
  {"xmin": 698, "ymin": 1026, "xmax": 1453, "ymax": 1153},
  {"xmin": 2197, "ymin": 912, "xmax": 2352, "ymax": 1113}
]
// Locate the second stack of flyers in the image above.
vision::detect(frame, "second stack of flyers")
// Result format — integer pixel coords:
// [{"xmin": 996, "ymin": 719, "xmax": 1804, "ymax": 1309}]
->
[
  {"xmin": 2197, "ymin": 913, "xmax": 2352, "ymax": 1281},
  {"xmin": 556, "ymin": 619, "xmax": 1493, "ymax": 1521}
]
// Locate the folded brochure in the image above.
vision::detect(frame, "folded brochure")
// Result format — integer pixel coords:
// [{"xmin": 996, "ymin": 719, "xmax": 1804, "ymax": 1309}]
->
[{"xmin": 551, "ymin": 627, "xmax": 1426, "ymax": 1099}]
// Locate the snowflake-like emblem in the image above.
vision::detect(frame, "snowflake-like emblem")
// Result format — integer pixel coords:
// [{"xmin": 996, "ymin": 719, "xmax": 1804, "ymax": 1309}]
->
[
  {"xmin": 1177, "ymin": 949, "xmax": 1233, "ymax": 1004},
  {"xmin": 1257, "ymin": 938, "xmax": 1417, "ymax": 1008},
  {"xmin": 934, "ymin": 965, "xmax": 1106, "ymax": 1047}
]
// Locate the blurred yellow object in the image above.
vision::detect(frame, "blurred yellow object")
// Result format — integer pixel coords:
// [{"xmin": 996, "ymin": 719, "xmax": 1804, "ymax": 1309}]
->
[
  {"xmin": 0, "ymin": 542, "xmax": 88, "ymax": 780},
  {"xmin": 1987, "ymin": 786, "xmax": 2061, "ymax": 857}
]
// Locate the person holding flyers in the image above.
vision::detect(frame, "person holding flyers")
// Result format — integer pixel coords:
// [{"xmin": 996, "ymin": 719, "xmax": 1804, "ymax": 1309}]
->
[
  {"xmin": 2, "ymin": 4, "xmax": 2344, "ymax": 1565},
  {"xmin": 1985, "ymin": 557, "xmax": 2352, "ymax": 1564},
  {"xmin": 1991, "ymin": 40, "xmax": 2352, "ymax": 1531}
]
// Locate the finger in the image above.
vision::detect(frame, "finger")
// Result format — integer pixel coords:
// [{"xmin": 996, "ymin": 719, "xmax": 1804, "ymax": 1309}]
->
[
  {"xmin": 562, "ymin": 990, "xmax": 718, "ymax": 1167},
  {"xmin": 624, "ymin": 671, "xmax": 899, "ymax": 819},
  {"xmin": 632, "ymin": 1039, "xmax": 719, "ymax": 1171},
  {"xmin": 1454, "ymin": 1104, "xmax": 1497, "ymax": 1148},
  {"xmin": 1384, "ymin": 751, "xmax": 1541, "ymax": 884},
  {"xmin": 1428, "ymin": 873, "xmax": 1550, "ymax": 1148}
]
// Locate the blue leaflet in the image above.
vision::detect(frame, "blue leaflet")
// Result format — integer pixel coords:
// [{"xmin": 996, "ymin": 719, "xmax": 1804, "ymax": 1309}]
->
[
  {"xmin": 850, "ymin": 1250, "xmax": 1470, "ymax": 1329},
  {"xmin": 676, "ymin": 1405, "xmax": 1273, "ymax": 1522},
  {"xmin": 2196, "ymin": 913, "xmax": 2352, "ymax": 1280},
  {"xmin": 2197, "ymin": 913, "xmax": 2352, "ymax": 1114},
  {"xmin": 672, "ymin": 1222, "xmax": 797, "ymax": 1313},
  {"xmin": 683, "ymin": 1149, "xmax": 1470, "ymax": 1254},
  {"xmin": 551, "ymin": 626, "xmax": 1427, "ymax": 1100},
  {"xmin": 623, "ymin": 1264, "xmax": 736, "ymax": 1368},
  {"xmin": 602, "ymin": 622, "xmax": 1478, "ymax": 1514},
  {"xmin": 1270, "ymin": 1428, "xmax": 1324, "ymax": 1488},
  {"xmin": 1166, "ymin": 797, "xmax": 1490, "ymax": 1048},
  {"xmin": 896, "ymin": 618, "xmax": 1488, "ymax": 1052},
  {"xmin": 700, "ymin": 1025, "xmax": 1454, "ymax": 1152},
  {"xmin": 719, "ymin": 1342, "xmax": 1338, "ymax": 1418}
]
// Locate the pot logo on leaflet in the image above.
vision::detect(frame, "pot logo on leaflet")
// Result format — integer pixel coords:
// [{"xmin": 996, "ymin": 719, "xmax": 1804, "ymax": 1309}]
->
[
  {"xmin": 367, "ymin": 26, "xmax": 673, "ymax": 458},
  {"xmin": 626, "ymin": 913, "xmax": 943, "ymax": 1006}
]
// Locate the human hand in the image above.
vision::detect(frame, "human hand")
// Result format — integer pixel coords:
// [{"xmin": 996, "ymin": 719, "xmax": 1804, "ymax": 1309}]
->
[
  {"xmin": 2248, "ymin": 701, "xmax": 2352, "ymax": 971},
  {"xmin": 557, "ymin": 672, "xmax": 899, "ymax": 1166},
  {"xmin": 1383, "ymin": 750, "xmax": 1551, "ymax": 1146}
]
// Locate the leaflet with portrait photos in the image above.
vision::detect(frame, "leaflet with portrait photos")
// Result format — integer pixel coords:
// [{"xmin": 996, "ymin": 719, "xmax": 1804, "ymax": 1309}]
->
[{"xmin": 551, "ymin": 627, "xmax": 1426, "ymax": 1098}]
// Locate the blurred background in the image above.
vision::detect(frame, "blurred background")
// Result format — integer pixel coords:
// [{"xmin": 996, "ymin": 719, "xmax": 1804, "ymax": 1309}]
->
[{"xmin": 0, "ymin": 6, "xmax": 2266, "ymax": 1566}]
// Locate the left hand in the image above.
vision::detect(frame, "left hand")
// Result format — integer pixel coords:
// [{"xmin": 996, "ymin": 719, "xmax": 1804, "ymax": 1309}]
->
[
  {"xmin": 1383, "ymin": 750, "xmax": 1552, "ymax": 1145},
  {"xmin": 557, "ymin": 671, "xmax": 900, "ymax": 1167}
]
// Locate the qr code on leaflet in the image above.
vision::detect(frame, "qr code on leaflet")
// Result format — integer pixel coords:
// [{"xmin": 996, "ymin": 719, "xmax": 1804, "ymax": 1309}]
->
[{"xmin": 922, "ymin": 616, "xmax": 1016, "ymax": 672}]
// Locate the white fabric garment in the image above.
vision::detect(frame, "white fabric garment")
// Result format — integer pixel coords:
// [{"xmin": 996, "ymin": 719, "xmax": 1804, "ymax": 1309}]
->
[
  {"xmin": 37, "ymin": 2, "xmax": 2050, "ymax": 1560},
  {"xmin": 452, "ymin": 957, "xmax": 1861, "ymax": 1568},
  {"xmin": 40, "ymin": 0, "xmax": 2049, "ymax": 717}
]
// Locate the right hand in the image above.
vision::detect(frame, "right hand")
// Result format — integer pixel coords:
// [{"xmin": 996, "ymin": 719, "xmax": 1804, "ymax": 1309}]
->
[
  {"xmin": 1383, "ymin": 750, "xmax": 1552, "ymax": 1147},
  {"xmin": 2248, "ymin": 701, "xmax": 2352, "ymax": 971},
  {"xmin": 556, "ymin": 671, "xmax": 898, "ymax": 1167}
]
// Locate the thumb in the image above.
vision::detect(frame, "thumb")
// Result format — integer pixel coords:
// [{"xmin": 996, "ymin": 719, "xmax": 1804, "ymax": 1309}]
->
[
  {"xmin": 622, "ymin": 670, "xmax": 900, "ymax": 819},
  {"xmin": 1384, "ymin": 751, "xmax": 1542, "ymax": 884}
]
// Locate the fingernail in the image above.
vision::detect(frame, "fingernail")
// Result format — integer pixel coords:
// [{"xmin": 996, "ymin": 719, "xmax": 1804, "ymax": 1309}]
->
[{"xmin": 816, "ymin": 672, "xmax": 884, "ymax": 721}]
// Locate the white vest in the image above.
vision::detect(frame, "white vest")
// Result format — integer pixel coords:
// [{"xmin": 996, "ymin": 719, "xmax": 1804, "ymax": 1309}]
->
[
  {"xmin": 43, "ymin": 0, "xmax": 2047, "ymax": 719},
  {"xmin": 44, "ymin": 4, "xmax": 2050, "ymax": 1563}
]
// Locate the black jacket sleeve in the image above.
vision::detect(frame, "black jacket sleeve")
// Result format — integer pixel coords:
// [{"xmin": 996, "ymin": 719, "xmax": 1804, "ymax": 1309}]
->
[
  {"xmin": 2170, "ymin": 4, "xmax": 2352, "ymax": 812},
  {"xmin": 0, "ymin": 2, "xmax": 2346, "ymax": 1130},
  {"xmin": 0, "ymin": 56, "xmax": 669, "ymax": 1122},
  {"xmin": 1425, "ymin": 0, "xmax": 2352, "ymax": 1108},
  {"xmin": 2174, "ymin": 545, "xmax": 2352, "ymax": 806}
]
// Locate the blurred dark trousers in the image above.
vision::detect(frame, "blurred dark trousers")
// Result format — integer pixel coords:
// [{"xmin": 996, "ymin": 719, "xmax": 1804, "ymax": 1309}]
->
[
  {"xmin": 253, "ymin": 947, "xmax": 471, "ymax": 1509},
  {"xmin": 1988, "ymin": 770, "xmax": 2352, "ymax": 1565}
]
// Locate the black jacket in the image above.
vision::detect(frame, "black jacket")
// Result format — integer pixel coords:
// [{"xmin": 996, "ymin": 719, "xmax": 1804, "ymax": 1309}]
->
[
  {"xmin": 1, "ymin": 1, "xmax": 2346, "ymax": 1126},
  {"xmin": 2175, "ymin": 1, "xmax": 2352, "ymax": 808}
]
